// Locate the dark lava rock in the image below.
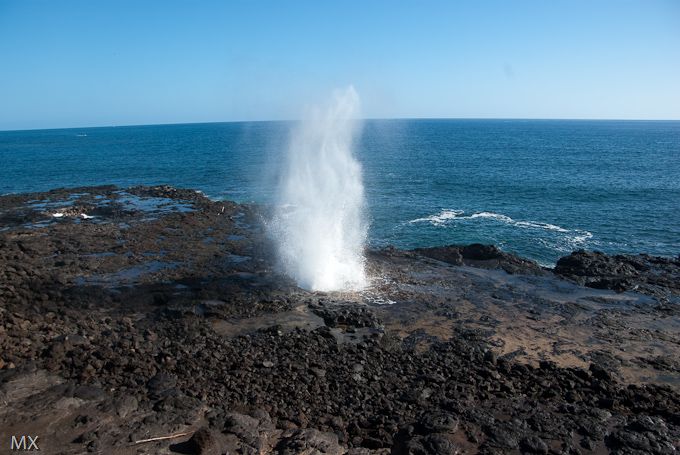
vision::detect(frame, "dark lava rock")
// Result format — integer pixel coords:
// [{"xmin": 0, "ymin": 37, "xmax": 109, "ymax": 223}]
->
[
  {"xmin": 221, "ymin": 410, "xmax": 275, "ymax": 452},
  {"xmin": 276, "ymin": 428, "xmax": 344, "ymax": 455},
  {"xmin": 605, "ymin": 415, "xmax": 677, "ymax": 453},
  {"xmin": 554, "ymin": 250, "xmax": 680, "ymax": 298},
  {"xmin": 417, "ymin": 413, "xmax": 459, "ymax": 433},
  {"xmin": 114, "ymin": 395, "xmax": 138, "ymax": 418},
  {"xmin": 177, "ymin": 427, "xmax": 225, "ymax": 455},
  {"xmin": 461, "ymin": 243, "xmax": 504, "ymax": 260},
  {"xmin": 413, "ymin": 246, "xmax": 464, "ymax": 265},
  {"xmin": 2, "ymin": 186, "xmax": 680, "ymax": 455},
  {"xmin": 310, "ymin": 301, "xmax": 383, "ymax": 329},
  {"xmin": 484, "ymin": 424, "xmax": 520, "ymax": 450},
  {"xmin": 147, "ymin": 372, "xmax": 177, "ymax": 398},
  {"xmin": 589, "ymin": 363, "xmax": 613, "ymax": 382},
  {"xmin": 392, "ymin": 430, "xmax": 459, "ymax": 455},
  {"xmin": 74, "ymin": 385, "xmax": 106, "ymax": 401},
  {"xmin": 422, "ymin": 433, "xmax": 459, "ymax": 454},
  {"xmin": 520, "ymin": 435, "xmax": 549, "ymax": 454},
  {"xmin": 415, "ymin": 243, "xmax": 545, "ymax": 275}
]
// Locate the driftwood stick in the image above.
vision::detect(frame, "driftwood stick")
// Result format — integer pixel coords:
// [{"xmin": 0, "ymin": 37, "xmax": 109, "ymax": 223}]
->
[{"xmin": 133, "ymin": 431, "xmax": 190, "ymax": 445}]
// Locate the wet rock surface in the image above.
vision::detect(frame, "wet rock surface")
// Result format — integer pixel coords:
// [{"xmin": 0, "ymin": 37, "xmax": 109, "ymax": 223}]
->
[
  {"xmin": 1, "ymin": 186, "xmax": 679, "ymax": 454},
  {"xmin": 414, "ymin": 243, "xmax": 546, "ymax": 276},
  {"xmin": 554, "ymin": 250, "xmax": 680, "ymax": 300}
]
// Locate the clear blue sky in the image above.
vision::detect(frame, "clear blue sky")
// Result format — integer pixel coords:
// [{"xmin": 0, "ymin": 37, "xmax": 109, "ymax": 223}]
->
[{"xmin": 1, "ymin": 0, "xmax": 679, "ymax": 130}]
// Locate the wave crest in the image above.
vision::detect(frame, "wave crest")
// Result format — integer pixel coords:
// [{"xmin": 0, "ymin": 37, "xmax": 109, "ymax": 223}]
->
[
  {"xmin": 410, "ymin": 209, "xmax": 591, "ymax": 246},
  {"xmin": 409, "ymin": 209, "xmax": 464, "ymax": 225}
]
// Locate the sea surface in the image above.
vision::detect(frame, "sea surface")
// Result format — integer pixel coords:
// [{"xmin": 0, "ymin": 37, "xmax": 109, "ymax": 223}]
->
[{"xmin": 1, "ymin": 119, "xmax": 679, "ymax": 265}]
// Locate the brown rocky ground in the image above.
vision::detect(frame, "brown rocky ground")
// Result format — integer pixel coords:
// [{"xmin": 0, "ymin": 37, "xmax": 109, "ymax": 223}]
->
[{"xmin": 0, "ymin": 186, "xmax": 678, "ymax": 454}]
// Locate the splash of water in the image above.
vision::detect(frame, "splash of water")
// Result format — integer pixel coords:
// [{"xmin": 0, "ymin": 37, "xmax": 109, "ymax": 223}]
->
[{"xmin": 271, "ymin": 86, "xmax": 368, "ymax": 292}]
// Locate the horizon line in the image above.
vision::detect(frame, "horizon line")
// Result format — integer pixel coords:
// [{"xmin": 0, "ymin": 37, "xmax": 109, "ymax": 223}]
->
[{"xmin": 2, "ymin": 116, "xmax": 680, "ymax": 133}]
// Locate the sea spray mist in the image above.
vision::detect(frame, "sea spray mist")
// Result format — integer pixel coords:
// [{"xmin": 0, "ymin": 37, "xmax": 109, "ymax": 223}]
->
[{"xmin": 270, "ymin": 86, "xmax": 368, "ymax": 291}]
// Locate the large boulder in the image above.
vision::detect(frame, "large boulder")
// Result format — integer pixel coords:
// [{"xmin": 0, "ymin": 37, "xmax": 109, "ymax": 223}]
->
[
  {"xmin": 414, "ymin": 244, "xmax": 545, "ymax": 275},
  {"xmin": 554, "ymin": 250, "xmax": 680, "ymax": 298}
]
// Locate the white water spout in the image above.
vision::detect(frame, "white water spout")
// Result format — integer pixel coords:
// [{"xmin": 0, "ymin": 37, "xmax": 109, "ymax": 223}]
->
[{"xmin": 271, "ymin": 86, "xmax": 368, "ymax": 291}]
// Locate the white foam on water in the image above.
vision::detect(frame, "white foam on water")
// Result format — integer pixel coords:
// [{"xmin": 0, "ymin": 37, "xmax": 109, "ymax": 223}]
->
[
  {"xmin": 410, "ymin": 209, "xmax": 575, "ymax": 234},
  {"xmin": 514, "ymin": 220, "xmax": 570, "ymax": 233},
  {"xmin": 569, "ymin": 231, "xmax": 593, "ymax": 245},
  {"xmin": 270, "ymin": 86, "xmax": 368, "ymax": 292},
  {"xmin": 410, "ymin": 209, "xmax": 594, "ymax": 254},
  {"xmin": 409, "ymin": 209, "xmax": 464, "ymax": 225},
  {"xmin": 469, "ymin": 211, "xmax": 514, "ymax": 223}
]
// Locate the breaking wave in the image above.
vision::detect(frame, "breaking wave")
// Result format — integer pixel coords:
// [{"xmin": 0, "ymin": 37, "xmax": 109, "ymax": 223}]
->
[
  {"xmin": 410, "ymin": 209, "xmax": 591, "ymax": 246},
  {"xmin": 410, "ymin": 209, "xmax": 464, "ymax": 225}
]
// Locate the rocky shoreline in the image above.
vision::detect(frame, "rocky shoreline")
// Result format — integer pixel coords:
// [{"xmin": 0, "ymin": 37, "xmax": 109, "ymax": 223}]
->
[{"xmin": 1, "ymin": 186, "xmax": 679, "ymax": 454}]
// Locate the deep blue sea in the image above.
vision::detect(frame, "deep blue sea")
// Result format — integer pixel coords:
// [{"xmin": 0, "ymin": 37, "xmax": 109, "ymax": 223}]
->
[{"xmin": 1, "ymin": 120, "xmax": 679, "ymax": 265}]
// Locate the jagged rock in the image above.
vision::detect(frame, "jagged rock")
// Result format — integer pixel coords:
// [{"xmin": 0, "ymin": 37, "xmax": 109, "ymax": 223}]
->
[
  {"xmin": 276, "ymin": 428, "xmax": 345, "ymax": 455},
  {"xmin": 114, "ymin": 395, "xmax": 138, "ymax": 418},
  {"xmin": 414, "ymin": 244, "xmax": 545, "ymax": 275},
  {"xmin": 520, "ymin": 435, "xmax": 549, "ymax": 454},
  {"xmin": 310, "ymin": 302, "xmax": 383, "ymax": 329},
  {"xmin": 147, "ymin": 372, "xmax": 177, "ymax": 398},
  {"xmin": 223, "ymin": 411, "xmax": 276, "ymax": 453},
  {"xmin": 180, "ymin": 427, "xmax": 228, "ymax": 455},
  {"xmin": 554, "ymin": 250, "xmax": 680, "ymax": 298},
  {"xmin": 1, "ymin": 186, "xmax": 680, "ymax": 455},
  {"xmin": 418, "ymin": 413, "xmax": 458, "ymax": 433}
]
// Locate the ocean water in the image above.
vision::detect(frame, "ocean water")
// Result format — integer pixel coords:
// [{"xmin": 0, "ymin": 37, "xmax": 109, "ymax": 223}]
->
[{"xmin": 1, "ymin": 119, "xmax": 678, "ymax": 265}]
